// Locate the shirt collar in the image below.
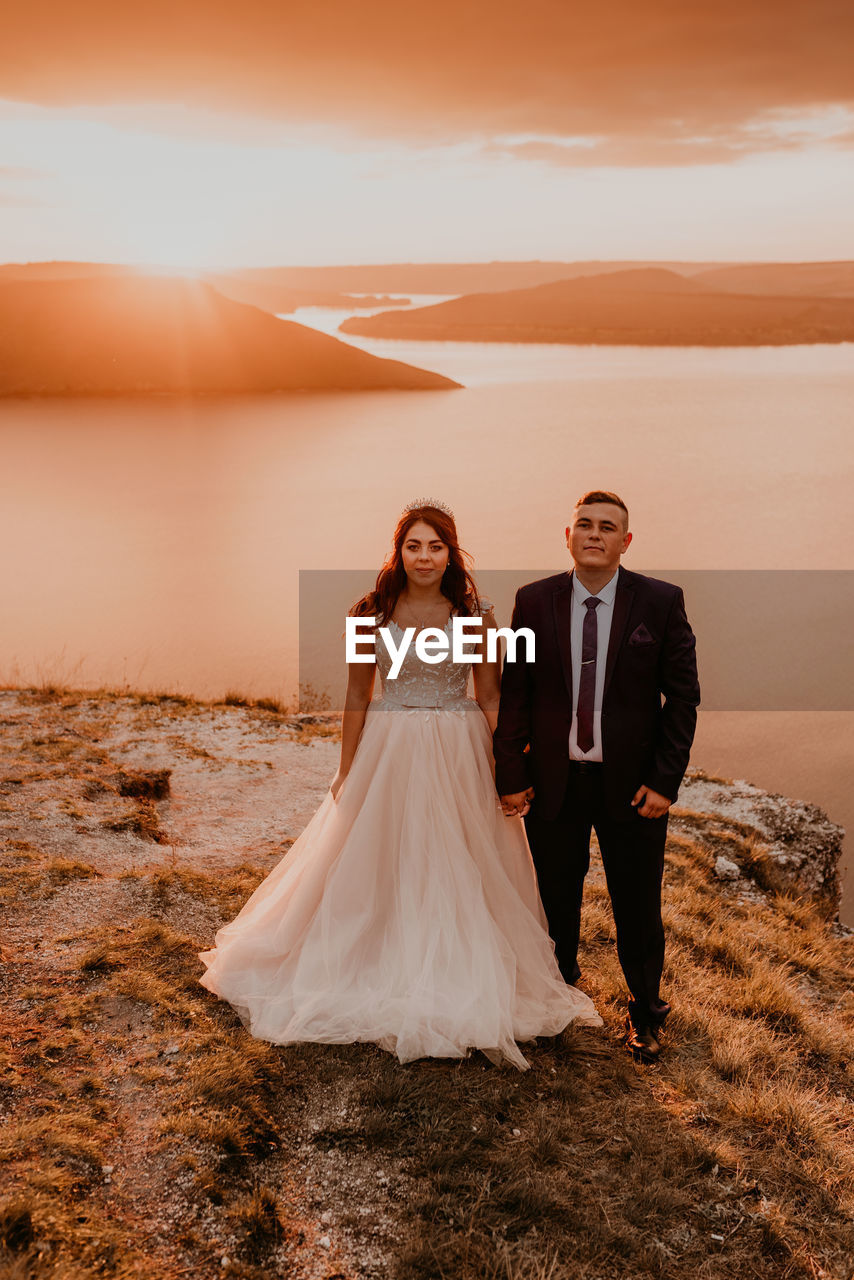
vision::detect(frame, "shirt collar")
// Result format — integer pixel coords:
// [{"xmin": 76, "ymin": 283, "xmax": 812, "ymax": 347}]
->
[{"xmin": 572, "ymin": 568, "xmax": 619, "ymax": 608}]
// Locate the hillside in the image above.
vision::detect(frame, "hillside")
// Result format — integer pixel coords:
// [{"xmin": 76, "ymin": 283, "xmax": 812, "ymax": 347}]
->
[
  {"xmin": 340, "ymin": 268, "xmax": 854, "ymax": 345},
  {"xmin": 0, "ymin": 686, "xmax": 851, "ymax": 1280},
  {"xmin": 0, "ymin": 277, "xmax": 459, "ymax": 394},
  {"xmin": 0, "ymin": 262, "xmax": 411, "ymax": 315},
  {"xmin": 208, "ymin": 260, "xmax": 728, "ymax": 296},
  {"xmin": 694, "ymin": 261, "xmax": 854, "ymax": 297},
  {"xmin": 214, "ymin": 259, "xmax": 854, "ymax": 300},
  {"xmin": 0, "ymin": 262, "xmax": 143, "ymax": 281},
  {"xmin": 201, "ymin": 273, "xmax": 409, "ymax": 314}
]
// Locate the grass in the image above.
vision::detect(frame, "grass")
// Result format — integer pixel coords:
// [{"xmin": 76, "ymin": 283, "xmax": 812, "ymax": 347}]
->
[
  {"xmin": 1, "ymin": 686, "xmax": 852, "ymax": 1280},
  {"xmin": 147, "ymin": 862, "xmax": 271, "ymax": 914},
  {"xmin": 0, "ymin": 1113, "xmax": 106, "ymax": 1173},
  {"xmin": 1, "ymin": 898, "xmax": 301, "ymax": 1279},
  {"xmin": 3, "ymin": 679, "xmax": 309, "ymax": 717},
  {"xmin": 228, "ymin": 1185, "xmax": 284, "ymax": 1247},
  {"xmin": 0, "ymin": 848, "xmax": 101, "ymax": 904},
  {"xmin": 2, "ymin": 848, "xmax": 852, "ymax": 1280},
  {"xmin": 45, "ymin": 855, "xmax": 101, "ymax": 883},
  {"xmin": 114, "ymin": 768, "xmax": 172, "ymax": 800},
  {"xmin": 286, "ymin": 719, "xmax": 342, "ymax": 742},
  {"xmin": 102, "ymin": 796, "xmax": 167, "ymax": 842}
]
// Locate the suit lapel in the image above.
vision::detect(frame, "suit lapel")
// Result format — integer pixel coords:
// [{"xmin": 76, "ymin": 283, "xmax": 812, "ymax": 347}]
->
[
  {"xmin": 603, "ymin": 567, "xmax": 636, "ymax": 698},
  {"xmin": 552, "ymin": 574, "xmax": 574, "ymax": 703}
]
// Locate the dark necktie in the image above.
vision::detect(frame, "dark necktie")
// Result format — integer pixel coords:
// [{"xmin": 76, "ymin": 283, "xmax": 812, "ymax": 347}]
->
[{"xmin": 576, "ymin": 596, "xmax": 601, "ymax": 753}]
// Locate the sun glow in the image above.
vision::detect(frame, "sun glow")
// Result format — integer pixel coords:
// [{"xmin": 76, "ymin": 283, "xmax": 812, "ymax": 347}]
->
[
  {"xmin": 131, "ymin": 262, "xmax": 206, "ymax": 277},
  {"xmin": 1, "ymin": 99, "xmax": 854, "ymax": 267}
]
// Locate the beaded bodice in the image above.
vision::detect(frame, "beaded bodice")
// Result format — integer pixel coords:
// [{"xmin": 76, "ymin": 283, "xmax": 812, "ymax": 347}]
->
[{"xmin": 375, "ymin": 604, "xmax": 492, "ymax": 709}]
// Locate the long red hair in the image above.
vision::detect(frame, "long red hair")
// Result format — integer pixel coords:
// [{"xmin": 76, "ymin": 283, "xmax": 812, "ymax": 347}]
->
[{"xmin": 352, "ymin": 505, "xmax": 480, "ymax": 624}]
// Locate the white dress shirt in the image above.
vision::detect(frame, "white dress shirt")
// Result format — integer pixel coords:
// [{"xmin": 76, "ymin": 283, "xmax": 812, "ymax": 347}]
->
[{"xmin": 569, "ymin": 569, "xmax": 619, "ymax": 761}]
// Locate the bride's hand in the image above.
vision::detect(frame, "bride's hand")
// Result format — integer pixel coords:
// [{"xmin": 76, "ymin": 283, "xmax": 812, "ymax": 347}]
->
[
  {"xmin": 330, "ymin": 770, "xmax": 347, "ymax": 801},
  {"xmin": 500, "ymin": 787, "xmax": 534, "ymax": 817}
]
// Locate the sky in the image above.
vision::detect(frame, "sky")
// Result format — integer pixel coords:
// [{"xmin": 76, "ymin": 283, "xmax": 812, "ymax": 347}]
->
[{"xmin": 1, "ymin": 0, "xmax": 853, "ymax": 267}]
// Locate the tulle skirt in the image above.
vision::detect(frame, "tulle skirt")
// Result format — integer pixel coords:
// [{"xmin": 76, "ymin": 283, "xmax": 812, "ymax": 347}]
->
[{"xmin": 199, "ymin": 697, "xmax": 601, "ymax": 1069}]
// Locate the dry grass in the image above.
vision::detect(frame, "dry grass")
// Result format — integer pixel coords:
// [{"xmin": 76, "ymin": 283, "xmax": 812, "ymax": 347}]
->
[
  {"xmin": 147, "ymin": 862, "xmax": 271, "ymax": 915},
  {"xmin": 219, "ymin": 691, "xmax": 288, "ymax": 715},
  {"xmin": 44, "ymin": 856, "xmax": 100, "ymax": 884},
  {"xmin": 0, "ymin": 895, "xmax": 302, "ymax": 1279},
  {"xmin": 222, "ymin": 690, "xmax": 252, "ymax": 707},
  {"xmin": 302, "ymin": 818, "xmax": 853, "ymax": 1280},
  {"xmin": 5, "ymin": 680, "xmax": 297, "ymax": 717},
  {"xmin": 228, "ymin": 1185, "xmax": 284, "ymax": 1247},
  {"xmin": 0, "ymin": 1113, "xmax": 105, "ymax": 1172},
  {"xmin": 0, "ymin": 847, "xmax": 100, "ymax": 904},
  {"xmin": 3, "ymin": 851, "xmax": 851, "ymax": 1280},
  {"xmin": 2, "ymin": 687, "xmax": 852, "ymax": 1280},
  {"xmin": 254, "ymin": 697, "xmax": 285, "ymax": 714},
  {"xmin": 114, "ymin": 768, "xmax": 171, "ymax": 800},
  {"xmin": 297, "ymin": 682, "xmax": 332, "ymax": 713},
  {"xmin": 102, "ymin": 797, "xmax": 167, "ymax": 842},
  {"xmin": 286, "ymin": 719, "xmax": 342, "ymax": 743}
]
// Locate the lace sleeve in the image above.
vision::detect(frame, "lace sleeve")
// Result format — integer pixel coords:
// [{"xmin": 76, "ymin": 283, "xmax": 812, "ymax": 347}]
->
[{"xmin": 478, "ymin": 598, "xmax": 495, "ymax": 616}]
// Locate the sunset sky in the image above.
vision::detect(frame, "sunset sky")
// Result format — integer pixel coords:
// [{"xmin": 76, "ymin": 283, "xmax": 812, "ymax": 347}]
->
[{"xmin": 2, "ymin": 0, "xmax": 853, "ymax": 268}]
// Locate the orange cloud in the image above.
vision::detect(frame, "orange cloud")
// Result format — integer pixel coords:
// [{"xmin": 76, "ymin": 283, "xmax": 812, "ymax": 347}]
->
[
  {"xmin": 3, "ymin": 0, "xmax": 853, "ymax": 161},
  {"xmin": 482, "ymin": 113, "xmax": 854, "ymax": 168}
]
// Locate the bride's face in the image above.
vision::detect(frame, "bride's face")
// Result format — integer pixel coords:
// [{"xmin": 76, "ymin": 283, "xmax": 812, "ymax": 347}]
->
[{"xmin": 401, "ymin": 520, "xmax": 450, "ymax": 589}]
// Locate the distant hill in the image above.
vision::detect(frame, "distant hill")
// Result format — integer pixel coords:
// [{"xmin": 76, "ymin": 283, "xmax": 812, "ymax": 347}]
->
[
  {"xmin": 0, "ymin": 276, "xmax": 459, "ymax": 395},
  {"xmin": 200, "ymin": 273, "xmax": 409, "ymax": 314},
  {"xmin": 210, "ymin": 260, "xmax": 730, "ymax": 296},
  {"xmin": 0, "ymin": 262, "xmax": 410, "ymax": 315},
  {"xmin": 0, "ymin": 261, "xmax": 140, "ymax": 281},
  {"xmin": 340, "ymin": 268, "xmax": 854, "ymax": 346},
  {"xmin": 693, "ymin": 262, "xmax": 854, "ymax": 297}
]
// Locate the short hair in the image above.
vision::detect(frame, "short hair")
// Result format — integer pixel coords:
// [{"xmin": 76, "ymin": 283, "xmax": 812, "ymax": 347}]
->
[{"xmin": 574, "ymin": 490, "xmax": 629, "ymax": 527}]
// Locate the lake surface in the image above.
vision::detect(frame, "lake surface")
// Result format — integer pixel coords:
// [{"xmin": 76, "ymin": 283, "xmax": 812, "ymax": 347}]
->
[{"xmin": 2, "ymin": 315, "xmax": 852, "ymax": 917}]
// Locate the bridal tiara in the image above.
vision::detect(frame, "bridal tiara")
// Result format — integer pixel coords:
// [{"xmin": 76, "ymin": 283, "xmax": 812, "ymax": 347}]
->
[{"xmin": 403, "ymin": 497, "xmax": 455, "ymax": 519}]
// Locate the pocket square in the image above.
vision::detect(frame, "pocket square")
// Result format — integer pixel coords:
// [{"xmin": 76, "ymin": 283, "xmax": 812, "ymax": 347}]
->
[{"xmin": 628, "ymin": 623, "xmax": 656, "ymax": 646}]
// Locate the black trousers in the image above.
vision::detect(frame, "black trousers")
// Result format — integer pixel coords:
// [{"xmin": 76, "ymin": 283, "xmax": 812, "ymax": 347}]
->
[{"xmin": 524, "ymin": 765, "xmax": 670, "ymax": 1028}]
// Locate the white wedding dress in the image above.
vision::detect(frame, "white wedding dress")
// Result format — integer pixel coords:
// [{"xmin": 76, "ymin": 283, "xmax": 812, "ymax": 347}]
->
[{"xmin": 199, "ymin": 610, "xmax": 601, "ymax": 1068}]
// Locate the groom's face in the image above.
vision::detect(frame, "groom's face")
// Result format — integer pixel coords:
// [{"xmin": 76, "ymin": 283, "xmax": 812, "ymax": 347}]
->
[{"xmin": 565, "ymin": 504, "xmax": 632, "ymax": 575}]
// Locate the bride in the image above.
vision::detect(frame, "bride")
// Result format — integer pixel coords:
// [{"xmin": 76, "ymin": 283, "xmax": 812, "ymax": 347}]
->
[{"xmin": 199, "ymin": 500, "xmax": 600, "ymax": 1068}]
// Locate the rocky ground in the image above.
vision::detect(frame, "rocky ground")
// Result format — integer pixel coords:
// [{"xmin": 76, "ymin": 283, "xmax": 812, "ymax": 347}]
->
[{"xmin": 1, "ymin": 688, "xmax": 852, "ymax": 1280}]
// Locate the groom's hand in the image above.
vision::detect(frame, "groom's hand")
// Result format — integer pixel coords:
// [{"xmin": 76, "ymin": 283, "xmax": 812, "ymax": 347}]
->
[
  {"xmin": 631, "ymin": 785, "xmax": 671, "ymax": 819},
  {"xmin": 501, "ymin": 788, "xmax": 534, "ymax": 817}
]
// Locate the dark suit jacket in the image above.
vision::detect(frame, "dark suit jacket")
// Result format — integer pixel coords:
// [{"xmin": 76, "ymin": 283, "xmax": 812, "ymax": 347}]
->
[{"xmin": 493, "ymin": 568, "xmax": 700, "ymax": 821}]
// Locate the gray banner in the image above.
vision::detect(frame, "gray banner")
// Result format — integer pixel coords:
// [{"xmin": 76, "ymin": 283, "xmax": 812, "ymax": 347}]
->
[{"xmin": 299, "ymin": 570, "xmax": 854, "ymax": 713}]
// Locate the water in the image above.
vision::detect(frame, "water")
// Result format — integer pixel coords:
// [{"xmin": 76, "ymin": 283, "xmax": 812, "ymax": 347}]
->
[{"xmin": 2, "ymin": 317, "xmax": 852, "ymax": 916}]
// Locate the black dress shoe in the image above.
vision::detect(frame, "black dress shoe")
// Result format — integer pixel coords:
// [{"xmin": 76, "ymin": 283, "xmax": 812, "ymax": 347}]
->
[{"xmin": 624, "ymin": 1015, "xmax": 662, "ymax": 1062}]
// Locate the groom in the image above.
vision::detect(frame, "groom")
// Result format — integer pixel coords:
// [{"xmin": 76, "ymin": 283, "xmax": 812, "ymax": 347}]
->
[{"xmin": 494, "ymin": 491, "xmax": 700, "ymax": 1060}]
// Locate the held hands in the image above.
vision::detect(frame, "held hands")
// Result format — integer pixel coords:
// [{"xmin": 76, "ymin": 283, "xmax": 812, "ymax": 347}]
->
[
  {"xmin": 500, "ymin": 788, "xmax": 534, "ymax": 818},
  {"xmin": 631, "ymin": 785, "xmax": 671, "ymax": 819}
]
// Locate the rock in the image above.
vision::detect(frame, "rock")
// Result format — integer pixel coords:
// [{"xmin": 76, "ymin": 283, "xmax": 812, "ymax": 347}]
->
[
  {"xmin": 676, "ymin": 773, "xmax": 843, "ymax": 915},
  {"xmin": 714, "ymin": 856, "xmax": 742, "ymax": 881},
  {"xmin": 319, "ymin": 1235, "xmax": 332, "ymax": 1249}
]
